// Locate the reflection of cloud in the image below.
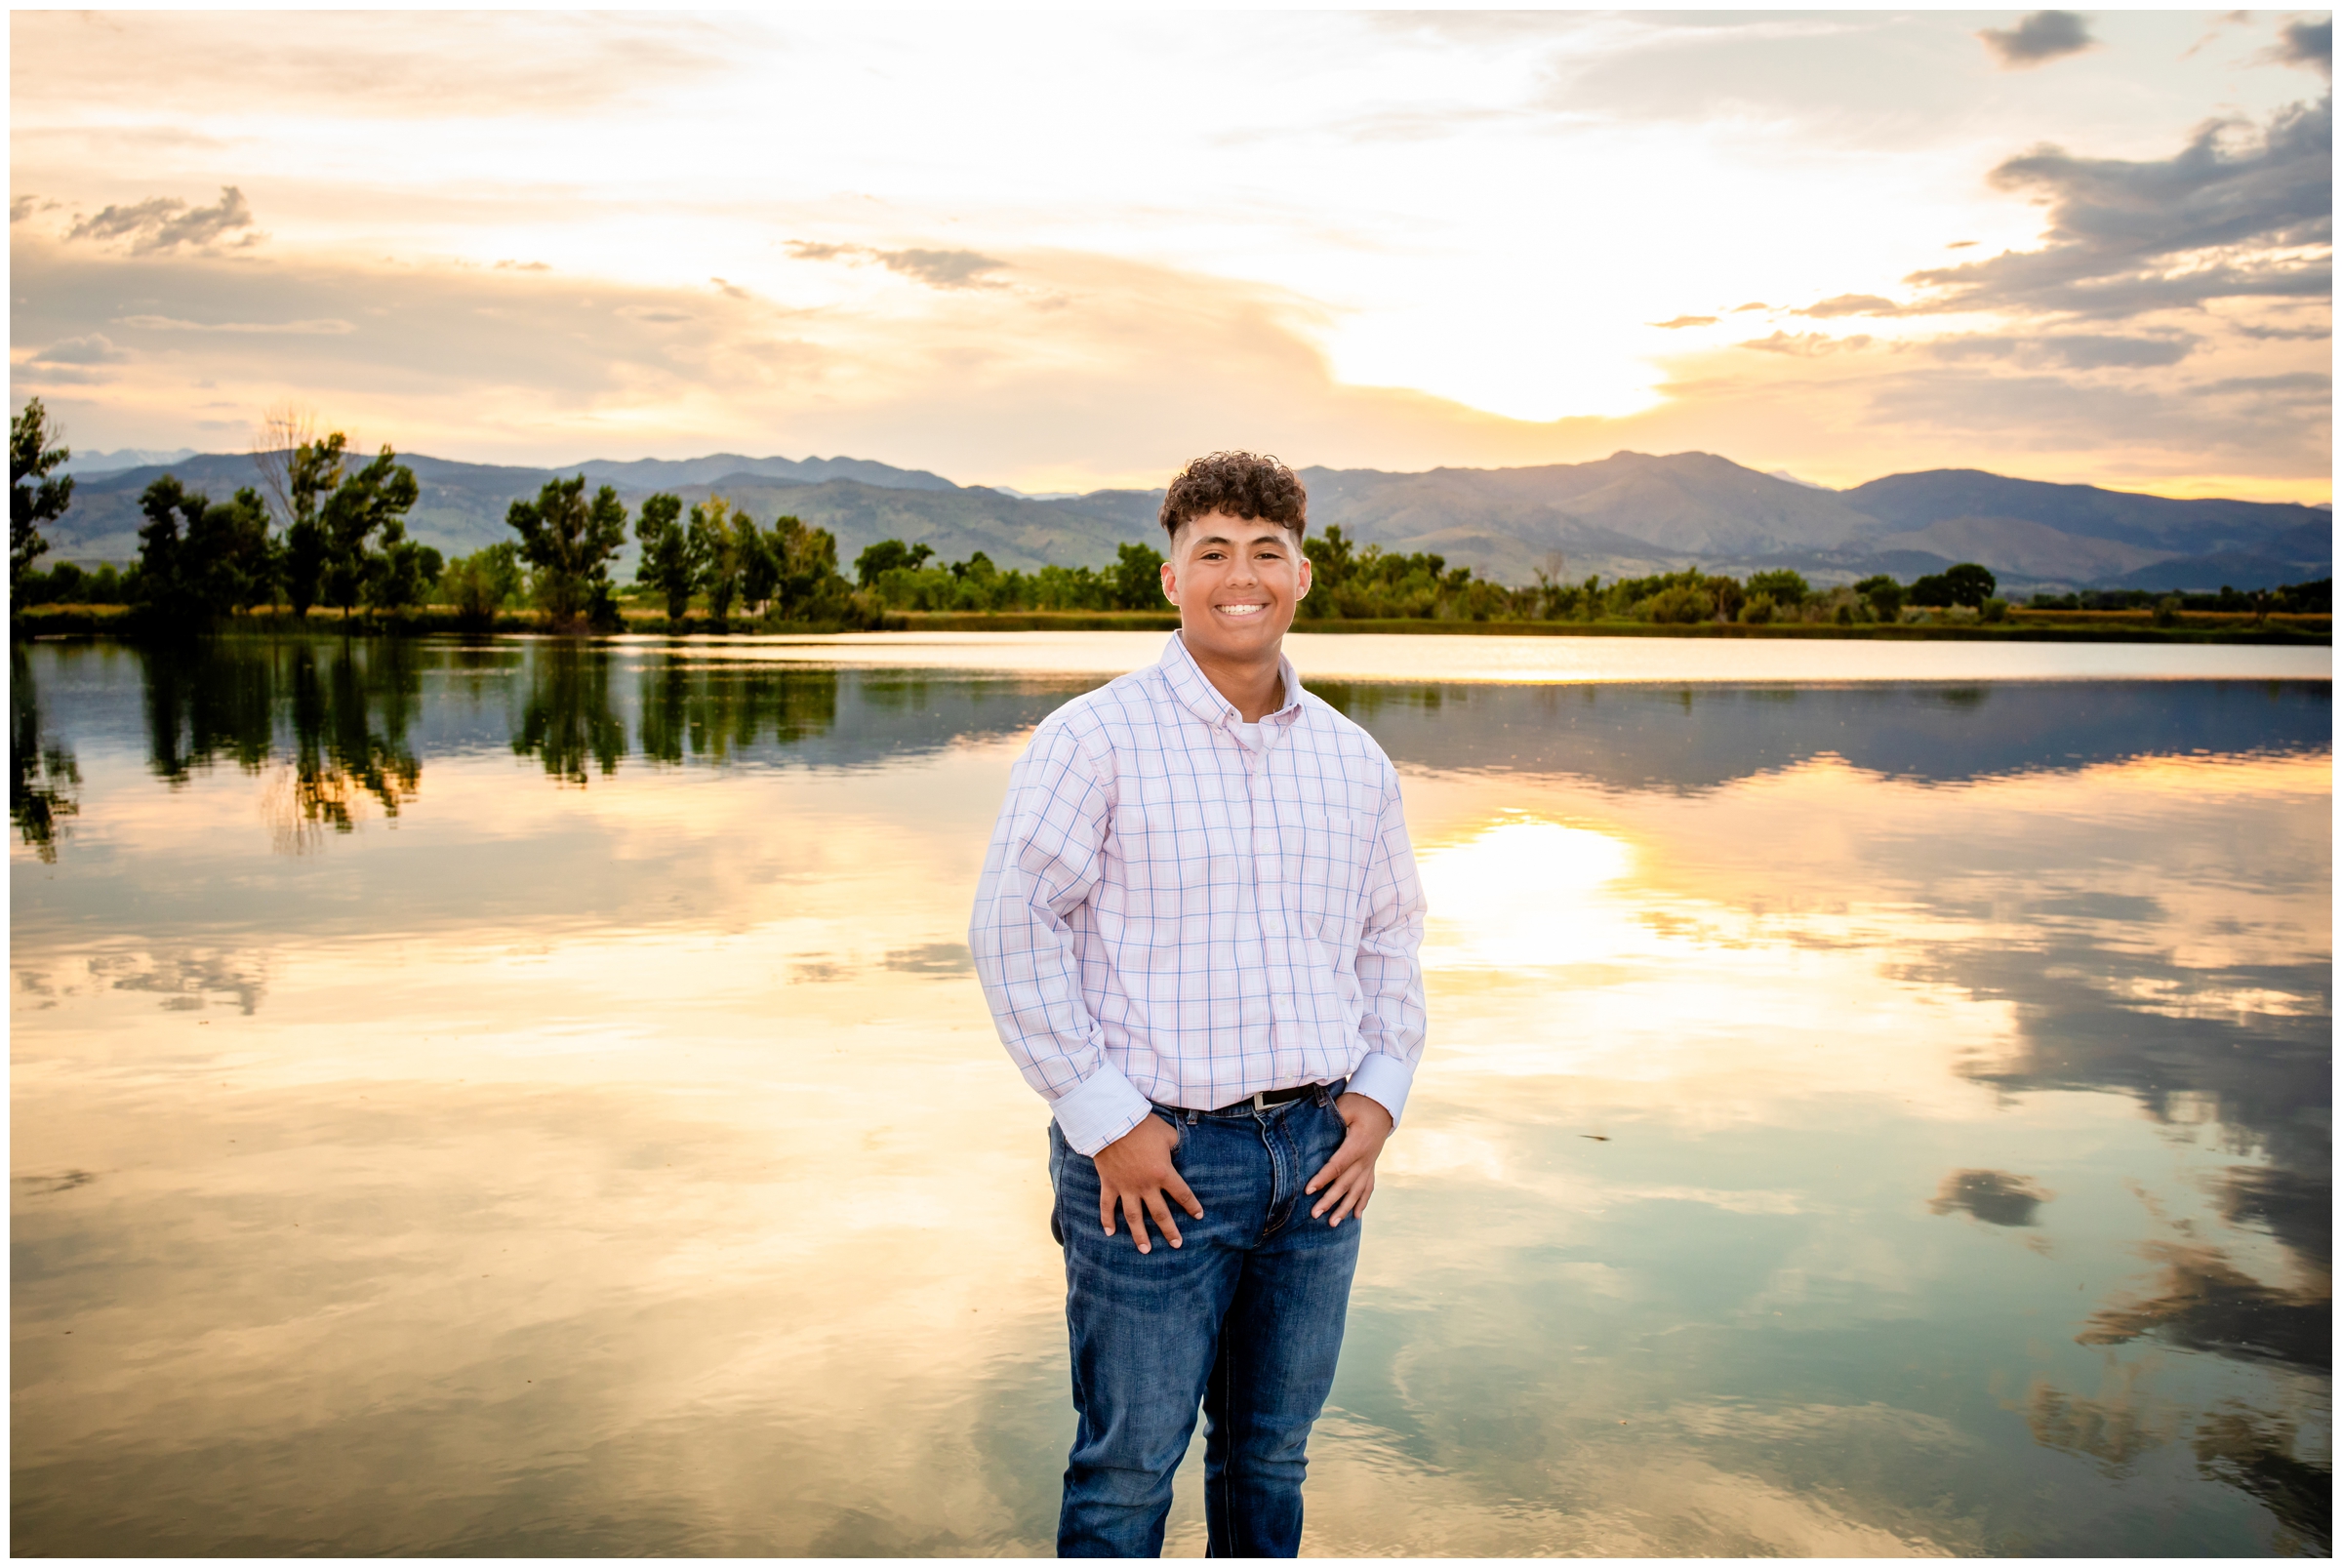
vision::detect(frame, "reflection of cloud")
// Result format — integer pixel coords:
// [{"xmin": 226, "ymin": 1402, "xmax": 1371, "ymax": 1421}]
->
[
  {"xmin": 1927, "ymin": 1169, "xmax": 2049, "ymax": 1226},
  {"xmin": 1976, "ymin": 11, "xmax": 2095, "ymax": 70}
]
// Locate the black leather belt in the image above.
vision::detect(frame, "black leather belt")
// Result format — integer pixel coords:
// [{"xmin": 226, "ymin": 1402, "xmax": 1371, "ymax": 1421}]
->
[{"xmin": 1207, "ymin": 1082, "xmax": 1321, "ymax": 1115}]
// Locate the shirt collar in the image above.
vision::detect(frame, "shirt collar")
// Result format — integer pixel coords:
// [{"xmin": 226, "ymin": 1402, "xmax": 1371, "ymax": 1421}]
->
[{"xmin": 1159, "ymin": 630, "xmax": 1305, "ymax": 730}]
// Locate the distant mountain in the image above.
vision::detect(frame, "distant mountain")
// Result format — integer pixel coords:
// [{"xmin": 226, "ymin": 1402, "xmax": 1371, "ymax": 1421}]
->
[
  {"xmin": 31, "ymin": 447, "xmax": 2330, "ymax": 592},
  {"xmin": 568, "ymin": 453, "xmax": 958, "ymax": 492},
  {"xmin": 56, "ymin": 447, "xmax": 198, "ymax": 477}
]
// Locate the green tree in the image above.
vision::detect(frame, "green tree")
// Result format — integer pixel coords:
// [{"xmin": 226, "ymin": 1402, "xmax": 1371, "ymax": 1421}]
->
[
  {"xmin": 134, "ymin": 478, "xmax": 278, "ymax": 622},
  {"xmin": 632, "ymin": 493, "xmax": 693, "ymax": 622},
  {"xmin": 442, "ymin": 543, "xmax": 525, "ymax": 629},
  {"xmin": 769, "ymin": 514, "xmax": 845, "ymax": 618},
  {"xmin": 505, "ymin": 475, "xmax": 627, "ymax": 627},
  {"xmin": 854, "ymin": 538, "xmax": 933, "ymax": 585},
  {"xmin": 1111, "ymin": 541, "xmax": 1168, "ymax": 609},
  {"xmin": 687, "ymin": 495, "xmax": 748, "ymax": 620},
  {"xmin": 280, "ymin": 433, "xmax": 349, "ymax": 619},
  {"xmin": 314, "ymin": 447, "xmax": 422, "ymax": 619},
  {"xmin": 1910, "ymin": 562, "xmax": 1997, "ymax": 609},
  {"xmin": 1744, "ymin": 569, "xmax": 1809, "ymax": 607},
  {"xmin": 11, "ymin": 398, "xmax": 72, "ymax": 591},
  {"xmin": 1855, "ymin": 574, "xmax": 1906, "ymax": 620}
]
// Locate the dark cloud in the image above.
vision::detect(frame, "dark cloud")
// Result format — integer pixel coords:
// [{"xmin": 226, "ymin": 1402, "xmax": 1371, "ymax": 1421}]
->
[
  {"xmin": 872, "ymin": 247, "xmax": 1007, "ymax": 290},
  {"xmin": 66, "ymin": 184, "xmax": 259, "ymax": 255},
  {"xmin": 2232, "ymin": 317, "xmax": 2333, "ymax": 341},
  {"xmin": 1923, "ymin": 332, "xmax": 2201, "ymax": 369},
  {"xmin": 26, "ymin": 333, "xmax": 131, "ymax": 367},
  {"xmin": 1649, "ymin": 314, "xmax": 1716, "ymax": 329},
  {"xmin": 1902, "ymin": 94, "xmax": 2334, "ymax": 318},
  {"xmin": 1929, "ymin": 1169, "xmax": 2050, "ymax": 1226},
  {"xmin": 1977, "ymin": 11, "xmax": 2096, "ymax": 69},
  {"xmin": 1797, "ymin": 293, "xmax": 1902, "ymax": 319},
  {"xmin": 2271, "ymin": 17, "xmax": 2332, "ymax": 78},
  {"xmin": 785, "ymin": 240, "xmax": 1008, "ymax": 291},
  {"xmin": 2191, "ymin": 371, "xmax": 2332, "ymax": 399}
]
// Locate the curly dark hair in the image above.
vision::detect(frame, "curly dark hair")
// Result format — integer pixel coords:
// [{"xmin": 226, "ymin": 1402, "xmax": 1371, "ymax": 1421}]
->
[{"xmin": 1158, "ymin": 451, "xmax": 1307, "ymax": 542}]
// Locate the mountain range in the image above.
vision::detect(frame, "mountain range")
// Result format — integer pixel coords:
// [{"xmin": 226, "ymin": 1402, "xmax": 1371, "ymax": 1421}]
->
[{"xmin": 36, "ymin": 448, "xmax": 2331, "ymax": 593}]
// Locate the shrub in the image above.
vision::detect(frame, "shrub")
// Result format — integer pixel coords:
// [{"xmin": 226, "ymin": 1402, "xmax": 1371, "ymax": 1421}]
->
[
  {"xmin": 1981, "ymin": 596, "xmax": 2009, "ymax": 623},
  {"xmin": 1740, "ymin": 592, "xmax": 1775, "ymax": 624},
  {"xmin": 1745, "ymin": 569, "xmax": 1809, "ymax": 607}
]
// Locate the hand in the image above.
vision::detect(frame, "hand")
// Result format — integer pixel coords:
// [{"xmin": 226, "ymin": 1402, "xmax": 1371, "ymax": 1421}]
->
[
  {"xmin": 1305, "ymin": 1093, "xmax": 1393, "ymax": 1227},
  {"xmin": 1092, "ymin": 1114, "xmax": 1204, "ymax": 1254}
]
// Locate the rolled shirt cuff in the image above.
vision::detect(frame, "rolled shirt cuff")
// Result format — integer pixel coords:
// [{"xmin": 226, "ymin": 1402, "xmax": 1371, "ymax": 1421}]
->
[
  {"xmin": 1051, "ymin": 1057, "xmax": 1154, "ymax": 1156},
  {"xmin": 1344, "ymin": 1052, "xmax": 1416, "ymax": 1128}
]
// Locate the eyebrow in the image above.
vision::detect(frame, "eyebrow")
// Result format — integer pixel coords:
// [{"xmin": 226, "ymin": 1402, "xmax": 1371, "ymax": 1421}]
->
[{"xmin": 1191, "ymin": 531, "xmax": 1291, "ymax": 550}]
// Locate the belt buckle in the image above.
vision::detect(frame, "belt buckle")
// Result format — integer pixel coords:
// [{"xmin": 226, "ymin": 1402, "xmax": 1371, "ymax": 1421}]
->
[{"xmin": 1252, "ymin": 1090, "xmax": 1269, "ymax": 1112}]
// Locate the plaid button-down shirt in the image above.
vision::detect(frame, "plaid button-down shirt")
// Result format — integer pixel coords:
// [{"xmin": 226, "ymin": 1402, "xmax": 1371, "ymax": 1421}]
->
[{"xmin": 970, "ymin": 632, "xmax": 1428, "ymax": 1155}]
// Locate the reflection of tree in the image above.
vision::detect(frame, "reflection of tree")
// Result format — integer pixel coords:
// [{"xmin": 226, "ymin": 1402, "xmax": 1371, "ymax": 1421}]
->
[
  {"xmin": 2024, "ymin": 1368, "xmax": 2175, "ymax": 1471},
  {"xmin": 2192, "ymin": 1401, "xmax": 2330, "ymax": 1554},
  {"xmin": 135, "ymin": 638, "xmax": 423, "ymax": 851},
  {"xmin": 2079, "ymin": 1243, "xmax": 2328, "ymax": 1371},
  {"xmin": 636, "ymin": 655, "xmax": 837, "ymax": 765},
  {"xmin": 278, "ymin": 640, "xmax": 423, "ymax": 846},
  {"xmin": 9, "ymin": 645, "xmax": 79, "ymax": 862},
  {"xmin": 514, "ymin": 642, "xmax": 626, "ymax": 784}
]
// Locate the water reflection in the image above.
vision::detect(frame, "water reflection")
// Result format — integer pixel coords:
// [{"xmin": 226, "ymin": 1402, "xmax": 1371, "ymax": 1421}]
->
[
  {"xmin": 9, "ymin": 645, "xmax": 79, "ymax": 861},
  {"xmin": 8, "ymin": 636, "xmax": 2330, "ymax": 1555}
]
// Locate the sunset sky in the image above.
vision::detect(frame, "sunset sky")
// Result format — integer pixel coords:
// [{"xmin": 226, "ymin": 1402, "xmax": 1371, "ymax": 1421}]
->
[{"xmin": 10, "ymin": 9, "xmax": 2332, "ymax": 499}]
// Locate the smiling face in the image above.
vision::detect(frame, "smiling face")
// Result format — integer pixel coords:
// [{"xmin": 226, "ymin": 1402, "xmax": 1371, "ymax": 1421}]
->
[{"xmin": 1159, "ymin": 511, "xmax": 1312, "ymax": 667}]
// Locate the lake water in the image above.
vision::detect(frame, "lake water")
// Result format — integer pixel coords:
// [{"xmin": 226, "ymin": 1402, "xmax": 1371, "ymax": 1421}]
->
[{"xmin": 11, "ymin": 632, "xmax": 2332, "ymax": 1555}]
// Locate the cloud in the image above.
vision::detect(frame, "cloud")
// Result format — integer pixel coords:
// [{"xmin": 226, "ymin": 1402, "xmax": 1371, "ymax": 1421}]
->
[
  {"xmin": 1923, "ymin": 332, "xmax": 2201, "ymax": 370},
  {"xmin": 114, "ymin": 314, "xmax": 353, "ymax": 335},
  {"xmin": 616, "ymin": 305, "xmax": 693, "ymax": 324},
  {"xmin": 67, "ymin": 184, "xmax": 260, "ymax": 255},
  {"xmin": 785, "ymin": 240, "xmax": 1009, "ymax": 291},
  {"xmin": 1902, "ymin": 94, "xmax": 2335, "ymax": 319},
  {"xmin": 1797, "ymin": 293, "xmax": 1902, "ymax": 319},
  {"xmin": 1736, "ymin": 331, "xmax": 1872, "ymax": 357},
  {"xmin": 1649, "ymin": 315, "xmax": 1717, "ymax": 329},
  {"xmin": 710, "ymin": 277, "xmax": 751, "ymax": 301},
  {"xmin": 1730, "ymin": 302, "xmax": 1770, "ymax": 313},
  {"xmin": 26, "ymin": 333, "xmax": 131, "ymax": 366},
  {"xmin": 1976, "ymin": 11, "xmax": 2096, "ymax": 70},
  {"xmin": 2192, "ymin": 372, "xmax": 2331, "ymax": 400},
  {"xmin": 494, "ymin": 260, "xmax": 551, "ymax": 272},
  {"xmin": 2269, "ymin": 18, "xmax": 2332, "ymax": 79}
]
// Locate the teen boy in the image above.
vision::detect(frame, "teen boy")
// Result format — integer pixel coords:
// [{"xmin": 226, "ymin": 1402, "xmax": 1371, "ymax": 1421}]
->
[{"xmin": 969, "ymin": 451, "xmax": 1428, "ymax": 1557}]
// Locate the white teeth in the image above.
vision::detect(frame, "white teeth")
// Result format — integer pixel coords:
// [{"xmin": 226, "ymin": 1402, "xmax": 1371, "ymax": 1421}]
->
[{"xmin": 1218, "ymin": 604, "xmax": 1264, "ymax": 615}]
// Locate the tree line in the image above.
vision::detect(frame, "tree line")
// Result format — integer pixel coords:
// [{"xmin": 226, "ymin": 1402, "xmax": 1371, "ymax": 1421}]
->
[{"xmin": 7, "ymin": 399, "xmax": 869, "ymax": 630}]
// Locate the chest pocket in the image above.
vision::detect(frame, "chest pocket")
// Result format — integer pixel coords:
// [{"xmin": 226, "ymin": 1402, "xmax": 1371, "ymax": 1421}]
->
[{"xmin": 1294, "ymin": 805, "xmax": 1372, "ymax": 926}]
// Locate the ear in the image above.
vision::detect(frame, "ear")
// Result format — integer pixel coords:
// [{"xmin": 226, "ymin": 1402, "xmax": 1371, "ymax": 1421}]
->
[
  {"xmin": 1296, "ymin": 552, "xmax": 1312, "ymax": 600},
  {"xmin": 1159, "ymin": 555, "xmax": 1178, "ymax": 605}
]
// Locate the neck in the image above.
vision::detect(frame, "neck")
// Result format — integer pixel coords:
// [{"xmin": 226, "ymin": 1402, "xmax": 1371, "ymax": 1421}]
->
[{"xmin": 1184, "ymin": 635, "xmax": 1285, "ymax": 722}]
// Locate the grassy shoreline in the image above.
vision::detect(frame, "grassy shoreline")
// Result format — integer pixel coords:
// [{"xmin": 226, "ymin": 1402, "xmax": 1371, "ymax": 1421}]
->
[{"xmin": 12, "ymin": 603, "xmax": 2331, "ymax": 646}]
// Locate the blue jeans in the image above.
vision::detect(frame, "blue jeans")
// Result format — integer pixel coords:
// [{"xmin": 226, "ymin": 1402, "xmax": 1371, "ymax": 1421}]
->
[{"xmin": 1048, "ymin": 1082, "xmax": 1362, "ymax": 1558}]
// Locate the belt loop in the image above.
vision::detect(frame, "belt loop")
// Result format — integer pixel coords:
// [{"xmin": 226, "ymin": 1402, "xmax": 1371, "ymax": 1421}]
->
[
  {"xmin": 1314, "ymin": 1082, "xmax": 1331, "ymax": 1107},
  {"xmin": 1251, "ymin": 1091, "xmax": 1268, "ymax": 1112},
  {"xmin": 1187, "ymin": 1107, "xmax": 1198, "ymax": 1125}
]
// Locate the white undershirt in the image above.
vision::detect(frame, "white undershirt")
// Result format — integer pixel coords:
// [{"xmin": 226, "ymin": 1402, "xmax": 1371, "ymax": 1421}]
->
[{"xmin": 1234, "ymin": 721, "xmax": 1266, "ymax": 752}]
